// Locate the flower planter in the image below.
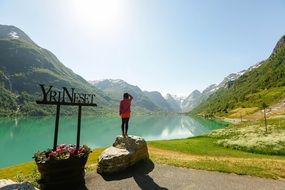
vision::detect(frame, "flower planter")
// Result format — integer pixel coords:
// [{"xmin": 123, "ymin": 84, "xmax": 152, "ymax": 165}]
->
[
  {"xmin": 34, "ymin": 86, "xmax": 96, "ymax": 189},
  {"xmin": 36, "ymin": 156, "xmax": 88, "ymax": 190},
  {"xmin": 34, "ymin": 144, "xmax": 91, "ymax": 190}
]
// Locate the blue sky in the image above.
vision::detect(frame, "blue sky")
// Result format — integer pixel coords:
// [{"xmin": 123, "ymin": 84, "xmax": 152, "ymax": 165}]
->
[{"xmin": 0, "ymin": 0, "xmax": 285, "ymax": 96}]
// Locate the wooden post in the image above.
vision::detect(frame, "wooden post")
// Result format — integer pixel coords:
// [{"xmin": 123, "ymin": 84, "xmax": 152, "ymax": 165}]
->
[
  {"xmin": 76, "ymin": 105, "xmax": 82, "ymax": 149},
  {"xmin": 263, "ymin": 108, "xmax": 267, "ymax": 132},
  {"xmin": 36, "ymin": 85, "xmax": 97, "ymax": 150},
  {"xmin": 53, "ymin": 104, "xmax": 61, "ymax": 151}
]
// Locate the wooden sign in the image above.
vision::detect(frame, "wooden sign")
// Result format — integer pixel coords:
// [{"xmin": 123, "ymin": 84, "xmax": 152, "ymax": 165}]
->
[
  {"xmin": 36, "ymin": 84, "xmax": 97, "ymax": 106},
  {"xmin": 36, "ymin": 84, "xmax": 97, "ymax": 150}
]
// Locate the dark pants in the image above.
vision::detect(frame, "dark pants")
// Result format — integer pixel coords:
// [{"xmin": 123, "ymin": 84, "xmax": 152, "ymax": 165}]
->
[{"xmin": 121, "ymin": 118, "xmax": 129, "ymax": 135}]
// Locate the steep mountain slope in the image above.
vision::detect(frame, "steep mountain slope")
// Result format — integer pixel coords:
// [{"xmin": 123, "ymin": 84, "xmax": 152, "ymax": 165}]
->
[
  {"xmin": 165, "ymin": 94, "xmax": 182, "ymax": 112},
  {"xmin": 0, "ymin": 24, "xmax": 112, "ymax": 116},
  {"xmin": 181, "ymin": 90, "xmax": 202, "ymax": 112},
  {"xmin": 192, "ymin": 35, "xmax": 285, "ymax": 116},
  {"xmin": 213, "ymin": 62, "xmax": 263, "ymax": 92},
  {"xmin": 143, "ymin": 91, "xmax": 174, "ymax": 112},
  {"xmin": 90, "ymin": 79, "xmax": 161, "ymax": 112}
]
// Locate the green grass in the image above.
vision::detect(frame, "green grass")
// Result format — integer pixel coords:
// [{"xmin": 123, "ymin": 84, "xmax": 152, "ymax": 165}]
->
[
  {"xmin": 150, "ymin": 155, "xmax": 276, "ymax": 179},
  {"xmin": 210, "ymin": 118, "xmax": 285, "ymax": 155},
  {"xmin": 149, "ymin": 136, "xmax": 284, "ymax": 159},
  {"xmin": 0, "ymin": 161, "xmax": 39, "ymax": 187},
  {"xmin": 150, "ymin": 136, "xmax": 241, "ymax": 156},
  {"xmin": 148, "ymin": 118, "xmax": 285, "ymax": 179},
  {"xmin": 149, "ymin": 135, "xmax": 285, "ymax": 179}
]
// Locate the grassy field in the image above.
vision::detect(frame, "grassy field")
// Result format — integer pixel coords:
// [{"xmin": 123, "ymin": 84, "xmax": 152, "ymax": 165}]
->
[
  {"xmin": 211, "ymin": 119, "xmax": 285, "ymax": 155},
  {"xmin": 148, "ymin": 136, "xmax": 285, "ymax": 179},
  {"xmin": 148, "ymin": 118, "xmax": 285, "ymax": 179},
  {"xmin": 1, "ymin": 118, "xmax": 285, "ymax": 185}
]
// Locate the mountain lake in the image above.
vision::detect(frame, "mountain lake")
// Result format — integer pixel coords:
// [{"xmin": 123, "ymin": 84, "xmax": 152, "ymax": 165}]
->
[{"xmin": 0, "ymin": 115, "xmax": 226, "ymax": 168}]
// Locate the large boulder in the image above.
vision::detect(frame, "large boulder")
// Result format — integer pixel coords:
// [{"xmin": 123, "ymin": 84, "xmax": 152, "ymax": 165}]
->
[
  {"xmin": 0, "ymin": 179, "xmax": 38, "ymax": 190},
  {"xmin": 97, "ymin": 135, "xmax": 149, "ymax": 173}
]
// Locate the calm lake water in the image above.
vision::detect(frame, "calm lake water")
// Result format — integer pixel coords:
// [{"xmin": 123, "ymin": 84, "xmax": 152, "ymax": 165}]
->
[{"xmin": 0, "ymin": 115, "xmax": 225, "ymax": 168}]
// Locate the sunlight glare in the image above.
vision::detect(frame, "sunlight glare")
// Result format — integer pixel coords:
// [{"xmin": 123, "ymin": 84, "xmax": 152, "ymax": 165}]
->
[{"xmin": 70, "ymin": 0, "xmax": 125, "ymax": 39}]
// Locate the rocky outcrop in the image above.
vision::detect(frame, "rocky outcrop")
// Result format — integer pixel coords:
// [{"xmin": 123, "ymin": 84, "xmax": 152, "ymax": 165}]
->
[
  {"xmin": 0, "ymin": 179, "xmax": 38, "ymax": 190},
  {"xmin": 272, "ymin": 35, "xmax": 285, "ymax": 55},
  {"xmin": 97, "ymin": 135, "xmax": 149, "ymax": 174}
]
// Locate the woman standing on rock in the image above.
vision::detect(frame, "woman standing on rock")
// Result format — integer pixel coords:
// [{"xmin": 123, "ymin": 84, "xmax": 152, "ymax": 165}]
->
[{"xmin": 119, "ymin": 93, "xmax": 133, "ymax": 137}]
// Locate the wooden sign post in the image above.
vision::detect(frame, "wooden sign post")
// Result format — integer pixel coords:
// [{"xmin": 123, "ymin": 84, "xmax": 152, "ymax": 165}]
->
[{"xmin": 36, "ymin": 84, "xmax": 97, "ymax": 150}]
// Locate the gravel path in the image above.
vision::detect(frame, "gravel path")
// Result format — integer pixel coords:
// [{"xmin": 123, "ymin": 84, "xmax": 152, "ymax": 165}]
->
[{"xmin": 84, "ymin": 160, "xmax": 285, "ymax": 190}]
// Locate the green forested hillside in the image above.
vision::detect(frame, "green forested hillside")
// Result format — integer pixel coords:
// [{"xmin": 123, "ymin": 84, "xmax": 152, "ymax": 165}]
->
[
  {"xmin": 192, "ymin": 35, "xmax": 285, "ymax": 116},
  {"xmin": 0, "ymin": 25, "xmax": 113, "ymax": 116}
]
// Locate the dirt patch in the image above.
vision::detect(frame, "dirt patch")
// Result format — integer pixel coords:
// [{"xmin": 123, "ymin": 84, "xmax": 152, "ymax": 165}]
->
[
  {"xmin": 149, "ymin": 146, "xmax": 285, "ymax": 165},
  {"xmin": 245, "ymin": 98, "xmax": 285, "ymax": 120}
]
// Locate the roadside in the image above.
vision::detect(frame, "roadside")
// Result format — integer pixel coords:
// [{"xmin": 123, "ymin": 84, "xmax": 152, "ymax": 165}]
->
[{"xmin": 85, "ymin": 161, "xmax": 285, "ymax": 190}]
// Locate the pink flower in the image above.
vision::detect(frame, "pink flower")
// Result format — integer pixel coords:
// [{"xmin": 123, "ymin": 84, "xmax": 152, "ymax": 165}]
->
[
  {"xmin": 34, "ymin": 144, "xmax": 91, "ymax": 162},
  {"xmin": 59, "ymin": 144, "xmax": 66, "ymax": 149},
  {"xmin": 56, "ymin": 148, "xmax": 64, "ymax": 153},
  {"xmin": 49, "ymin": 151, "xmax": 57, "ymax": 158},
  {"xmin": 68, "ymin": 147, "xmax": 76, "ymax": 154}
]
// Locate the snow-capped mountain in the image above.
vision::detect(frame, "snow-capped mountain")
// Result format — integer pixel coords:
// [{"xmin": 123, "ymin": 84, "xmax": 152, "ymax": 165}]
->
[
  {"xmin": 215, "ymin": 62, "xmax": 263, "ymax": 90},
  {"xmin": 165, "ymin": 94, "xmax": 182, "ymax": 112},
  {"xmin": 181, "ymin": 90, "xmax": 202, "ymax": 112},
  {"xmin": 89, "ymin": 60, "xmax": 265, "ymax": 114},
  {"xmin": 181, "ymin": 61, "xmax": 265, "ymax": 112}
]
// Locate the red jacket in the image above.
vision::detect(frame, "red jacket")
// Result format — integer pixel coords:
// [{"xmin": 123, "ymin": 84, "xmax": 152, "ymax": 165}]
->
[{"xmin": 119, "ymin": 95, "xmax": 133, "ymax": 118}]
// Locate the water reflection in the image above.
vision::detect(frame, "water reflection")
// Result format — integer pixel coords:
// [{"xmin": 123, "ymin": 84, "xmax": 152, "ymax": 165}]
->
[{"xmin": 0, "ymin": 115, "xmax": 225, "ymax": 168}]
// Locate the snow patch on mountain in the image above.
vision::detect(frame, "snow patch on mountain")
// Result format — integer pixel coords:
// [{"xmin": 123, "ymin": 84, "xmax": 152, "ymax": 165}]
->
[
  {"xmin": 179, "ymin": 61, "xmax": 265, "ymax": 113},
  {"xmin": 89, "ymin": 61, "xmax": 264, "ymax": 113},
  {"xmin": 210, "ymin": 61, "xmax": 264, "ymax": 93},
  {"xmin": 9, "ymin": 31, "xmax": 19, "ymax": 39}
]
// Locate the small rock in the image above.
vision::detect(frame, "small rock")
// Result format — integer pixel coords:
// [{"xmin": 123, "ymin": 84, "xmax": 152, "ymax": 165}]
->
[
  {"xmin": 97, "ymin": 135, "xmax": 149, "ymax": 173},
  {"xmin": 0, "ymin": 179, "xmax": 38, "ymax": 190}
]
